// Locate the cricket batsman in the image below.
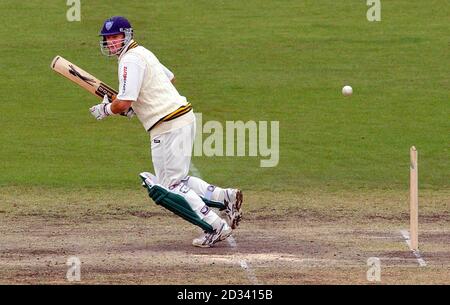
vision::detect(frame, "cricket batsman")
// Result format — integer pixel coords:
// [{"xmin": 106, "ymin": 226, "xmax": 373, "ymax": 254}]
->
[{"xmin": 89, "ymin": 16, "xmax": 243, "ymax": 247}]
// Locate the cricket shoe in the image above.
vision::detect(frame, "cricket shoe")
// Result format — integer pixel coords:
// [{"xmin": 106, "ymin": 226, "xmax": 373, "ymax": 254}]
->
[
  {"xmin": 221, "ymin": 189, "xmax": 243, "ymax": 229},
  {"xmin": 192, "ymin": 220, "xmax": 232, "ymax": 248}
]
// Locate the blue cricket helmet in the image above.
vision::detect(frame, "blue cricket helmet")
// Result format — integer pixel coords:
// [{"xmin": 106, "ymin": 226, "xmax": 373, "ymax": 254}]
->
[
  {"xmin": 99, "ymin": 16, "xmax": 132, "ymax": 36},
  {"xmin": 99, "ymin": 16, "xmax": 134, "ymax": 56}
]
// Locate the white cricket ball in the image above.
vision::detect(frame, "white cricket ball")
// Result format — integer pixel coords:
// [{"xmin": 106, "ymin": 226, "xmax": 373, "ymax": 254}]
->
[{"xmin": 342, "ymin": 85, "xmax": 353, "ymax": 96}]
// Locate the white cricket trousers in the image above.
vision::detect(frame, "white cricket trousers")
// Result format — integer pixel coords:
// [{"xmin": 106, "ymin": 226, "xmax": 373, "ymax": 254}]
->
[
  {"xmin": 151, "ymin": 121, "xmax": 193, "ymax": 188},
  {"xmin": 149, "ymin": 116, "xmax": 222, "ymax": 227}
]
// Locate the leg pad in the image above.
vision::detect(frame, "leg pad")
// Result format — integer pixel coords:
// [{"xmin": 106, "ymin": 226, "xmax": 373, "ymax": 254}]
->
[{"xmin": 140, "ymin": 175, "xmax": 214, "ymax": 232}]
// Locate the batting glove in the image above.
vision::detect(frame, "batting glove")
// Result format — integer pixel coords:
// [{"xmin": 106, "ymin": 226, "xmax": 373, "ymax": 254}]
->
[{"xmin": 89, "ymin": 95, "xmax": 114, "ymax": 120}]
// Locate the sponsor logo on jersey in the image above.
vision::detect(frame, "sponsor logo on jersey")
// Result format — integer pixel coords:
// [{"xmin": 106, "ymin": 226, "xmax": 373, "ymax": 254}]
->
[{"xmin": 122, "ymin": 66, "xmax": 128, "ymax": 92}]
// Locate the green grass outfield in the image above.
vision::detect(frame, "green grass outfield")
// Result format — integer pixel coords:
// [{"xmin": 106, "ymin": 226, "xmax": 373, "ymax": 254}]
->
[{"xmin": 1, "ymin": 0, "xmax": 448, "ymax": 192}]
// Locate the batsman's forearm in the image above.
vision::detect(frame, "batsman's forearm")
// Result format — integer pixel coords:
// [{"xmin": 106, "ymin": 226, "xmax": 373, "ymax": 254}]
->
[{"xmin": 110, "ymin": 99, "xmax": 133, "ymax": 114}]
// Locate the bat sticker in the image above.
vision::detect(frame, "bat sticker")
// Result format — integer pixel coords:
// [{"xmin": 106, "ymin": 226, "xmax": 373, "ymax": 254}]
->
[
  {"xmin": 95, "ymin": 83, "xmax": 118, "ymax": 102},
  {"xmin": 68, "ymin": 65, "xmax": 96, "ymax": 87}
]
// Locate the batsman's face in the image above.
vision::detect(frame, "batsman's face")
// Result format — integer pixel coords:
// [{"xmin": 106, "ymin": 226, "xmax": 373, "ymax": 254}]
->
[{"xmin": 105, "ymin": 34, "xmax": 125, "ymax": 54}]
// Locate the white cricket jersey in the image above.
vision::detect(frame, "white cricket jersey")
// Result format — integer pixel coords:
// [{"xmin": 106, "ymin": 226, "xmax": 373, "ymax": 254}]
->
[{"xmin": 117, "ymin": 40, "xmax": 191, "ymax": 131}]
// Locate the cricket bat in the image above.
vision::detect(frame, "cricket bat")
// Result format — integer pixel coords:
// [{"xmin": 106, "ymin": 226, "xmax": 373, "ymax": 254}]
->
[{"xmin": 50, "ymin": 55, "xmax": 118, "ymax": 103}]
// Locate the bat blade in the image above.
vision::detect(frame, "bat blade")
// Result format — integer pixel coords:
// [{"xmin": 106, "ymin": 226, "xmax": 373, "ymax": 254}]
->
[{"xmin": 50, "ymin": 55, "xmax": 118, "ymax": 103}]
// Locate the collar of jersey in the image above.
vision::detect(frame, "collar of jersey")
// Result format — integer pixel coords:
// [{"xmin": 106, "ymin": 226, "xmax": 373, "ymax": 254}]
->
[{"xmin": 118, "ymin": 39, "xmax": 138, "ymax": 61}]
